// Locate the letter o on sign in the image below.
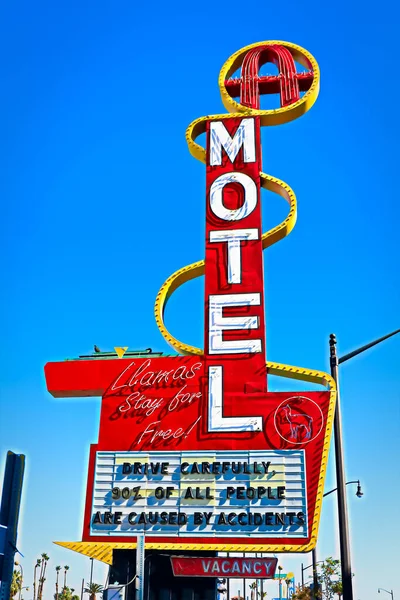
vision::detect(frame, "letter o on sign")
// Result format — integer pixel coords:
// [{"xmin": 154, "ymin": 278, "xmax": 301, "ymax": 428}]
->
[
  {"xmin": 209, "ymin": 173, "xmax": 257, "ymax": 221},
  {"xmin": 154, "ymin": 487, "xmax": 164, "ymax": 499}
]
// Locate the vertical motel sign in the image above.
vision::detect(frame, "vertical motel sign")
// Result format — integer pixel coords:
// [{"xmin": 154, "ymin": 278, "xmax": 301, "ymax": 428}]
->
[{"xmin": 45, "ymin": 41, "xmax": 336, "ymax": 555}]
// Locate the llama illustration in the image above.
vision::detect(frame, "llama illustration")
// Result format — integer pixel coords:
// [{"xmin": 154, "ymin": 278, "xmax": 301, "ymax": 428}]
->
[{"xmin": 281, "ymin": 403, "xmax": 313, "ymax": 441}]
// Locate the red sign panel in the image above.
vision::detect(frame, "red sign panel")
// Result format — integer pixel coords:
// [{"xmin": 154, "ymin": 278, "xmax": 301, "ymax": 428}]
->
[
  {"xmin": 45, "ymin": 351, "xmax": 330, "ymax": 548},
  {"xmin": 170, "ymin": 556, "xmax": 278, "ymax": 578}
]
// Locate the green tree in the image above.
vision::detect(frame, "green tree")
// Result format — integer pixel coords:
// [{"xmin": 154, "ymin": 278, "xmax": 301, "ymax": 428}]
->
[
  {"xmin": 55, "ymin": 586, "xmax": 80, "ymax": 600},
  {"xmin": 84, "ymin": 583, "xmax": 104, "ymax": 600},
  {"xmin": 291, "ymin": 586, "xmax": 313, "ymax": 600},
  {"xmin": 331, "ymin": 580, "xmax": 342, "ymax": 599},
  {"xmin": 56, "ymin": 586, "xmax": 71, "ymax": 600},
  {"xmin": 9, "ymin": 569, "xmax": 22, "ymax": 600},
  {"xmin": 317, "ymin": 558, "xmax": 342, "ymax": 600}
]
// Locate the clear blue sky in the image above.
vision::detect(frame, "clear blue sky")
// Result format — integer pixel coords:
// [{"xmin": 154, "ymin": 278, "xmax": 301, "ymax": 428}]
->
[{"xmin": 1, "ymin": 1, "xmax": 399, "ymax": 599}]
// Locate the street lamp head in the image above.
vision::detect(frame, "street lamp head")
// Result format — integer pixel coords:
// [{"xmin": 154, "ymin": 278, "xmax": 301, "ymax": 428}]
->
[{"xmin": 356, "ymin": 481, "xmax": 363, "ymax": 498}]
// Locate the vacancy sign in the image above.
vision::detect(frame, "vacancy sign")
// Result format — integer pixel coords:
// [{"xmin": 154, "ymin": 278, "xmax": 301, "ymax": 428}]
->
[{"xmin": 170, "ymin": 556, "xmax": 278, "ymax": 578}]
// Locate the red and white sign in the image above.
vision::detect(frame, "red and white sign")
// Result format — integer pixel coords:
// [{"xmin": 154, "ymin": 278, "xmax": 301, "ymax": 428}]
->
[
  {"xmin": 45, "ymin": 112, "xmax": 332, "ymax": 551},
  {"xmin": 170, "ymin": 556, "xmax": 278, "ymax": 578}
]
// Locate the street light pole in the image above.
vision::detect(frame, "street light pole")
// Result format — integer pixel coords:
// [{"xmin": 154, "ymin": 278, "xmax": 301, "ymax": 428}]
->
[
  {"xmin": 310, "ymin": 480, "xmax": 363, "ymax": 595},
  {"xmin": 301, "ymin": 559, "xmax": 323, "ymax": 594},
  {"xmin": 338, "ymin": 329, "xmax": 400, "ymax": 365},
  {"xmin": 322, "ymin": 481, "xmax": 362, "ymax": 498},
  {"xmin": 378, "ymin": 588, "xmax": 394, "ymax": 600},
  {"xmin": 330, "ymin": 333, "xmax": 352, "ymax": 600},
  {"xmin": 89, "ymin": 558, "xmax": 93, "ymax": 587},
  {"xmin": 329, "ymin": 328, "xmax": 399, "ymax": 600},
  {"xmin": 278, "ymin": 566, "xmax": 283, "ymax": 600},
  {"xmin": 312, "ymin": 548, "xmax": 318, "ymax": 598}
]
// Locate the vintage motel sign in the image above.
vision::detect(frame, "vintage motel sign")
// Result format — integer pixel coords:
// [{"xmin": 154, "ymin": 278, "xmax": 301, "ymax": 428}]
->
[{"xmin": 45, "ymin": 40, "xmax": 336, "ymax": 558}]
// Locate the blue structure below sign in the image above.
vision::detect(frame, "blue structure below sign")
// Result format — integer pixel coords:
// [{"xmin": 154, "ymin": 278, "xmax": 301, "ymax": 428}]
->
[{"xmin": 0, "ymin": 452, "xmax": 25, "ymax": 600}]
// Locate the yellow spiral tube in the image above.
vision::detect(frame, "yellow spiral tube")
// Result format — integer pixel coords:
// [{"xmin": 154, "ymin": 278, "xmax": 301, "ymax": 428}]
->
[
  {"xmin": 153, "ymin": 40, "xmax": 335, "ymax": 398},
  {"xmin": 154, "ymin": 168, "xmax": 297, "ymax": 357},
  {"xmin": 153, "ymin": 40, "xmax": 335, "ymax": 552}
]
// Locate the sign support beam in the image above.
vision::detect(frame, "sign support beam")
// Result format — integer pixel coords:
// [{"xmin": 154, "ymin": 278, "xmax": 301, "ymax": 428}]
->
[{"xmin": 135, "ymin": 536, "xmax": 145, "ymax": 600}]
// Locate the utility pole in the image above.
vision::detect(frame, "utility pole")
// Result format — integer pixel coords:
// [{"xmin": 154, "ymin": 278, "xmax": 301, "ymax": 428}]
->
[
  {"xmin": 329, "ymin": 328, "xmax": 399, "ymax": 600},
  {"xmin": 330, "ymin": 334, "xmax": 353, "ymax": 600},
  {"xmin": 311, "ymin": 548, "xmax": 318, "ymax": 598}
]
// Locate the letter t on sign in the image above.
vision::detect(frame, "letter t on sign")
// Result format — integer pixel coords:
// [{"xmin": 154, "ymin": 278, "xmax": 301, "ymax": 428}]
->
[{"xmin": 205, "ymin": 117, "xmax": 266, "ymax": 432}]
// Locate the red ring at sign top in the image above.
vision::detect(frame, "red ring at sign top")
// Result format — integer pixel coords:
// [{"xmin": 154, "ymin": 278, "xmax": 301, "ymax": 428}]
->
[
  {"xmin": 218, "ymin": 40, "xmax": 320, "ymax": 125},
  {"xmin": 225, "ymin": 44, "xmax": 313, "ymax": 109}
]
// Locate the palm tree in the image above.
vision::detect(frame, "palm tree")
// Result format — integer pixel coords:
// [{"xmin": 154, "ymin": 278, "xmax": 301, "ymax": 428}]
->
[
  {"xmin": 249, "ymin": 583, "xmax": 267, "ymax": 600},
  {"xmin": 249, "ymin": 582, "xmax": 257, "ymax": 600},
  {"xmin": 63, "ymin": 566, "xmax": 70, "ymax": 590},
  {"xmin": 38, "ymin": 553, "xmax": 49, "ymax": 600},
  {"xmin": 9, "ymin": 569, "xmax": 22, "ymax": 599},
  {"xmin": 55, "ymin": 566, "xmax": 61, "ymax": 600},
  {"xmin": 33, "ymin": 559, "xmax": 41, "ymax": 600},
  {"xmin": 84, "ymin": 583, "xmax": 104, "ymax": 600},
  {"xmin": 38, "ymin": 557, "xmax": 44, "ymax": 597}
]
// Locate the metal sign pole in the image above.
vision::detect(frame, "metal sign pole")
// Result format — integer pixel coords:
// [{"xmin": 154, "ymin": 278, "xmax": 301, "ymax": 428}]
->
[{"xmin": 135, "ymin": 536, "xmax": 145, "ymax": 600}]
